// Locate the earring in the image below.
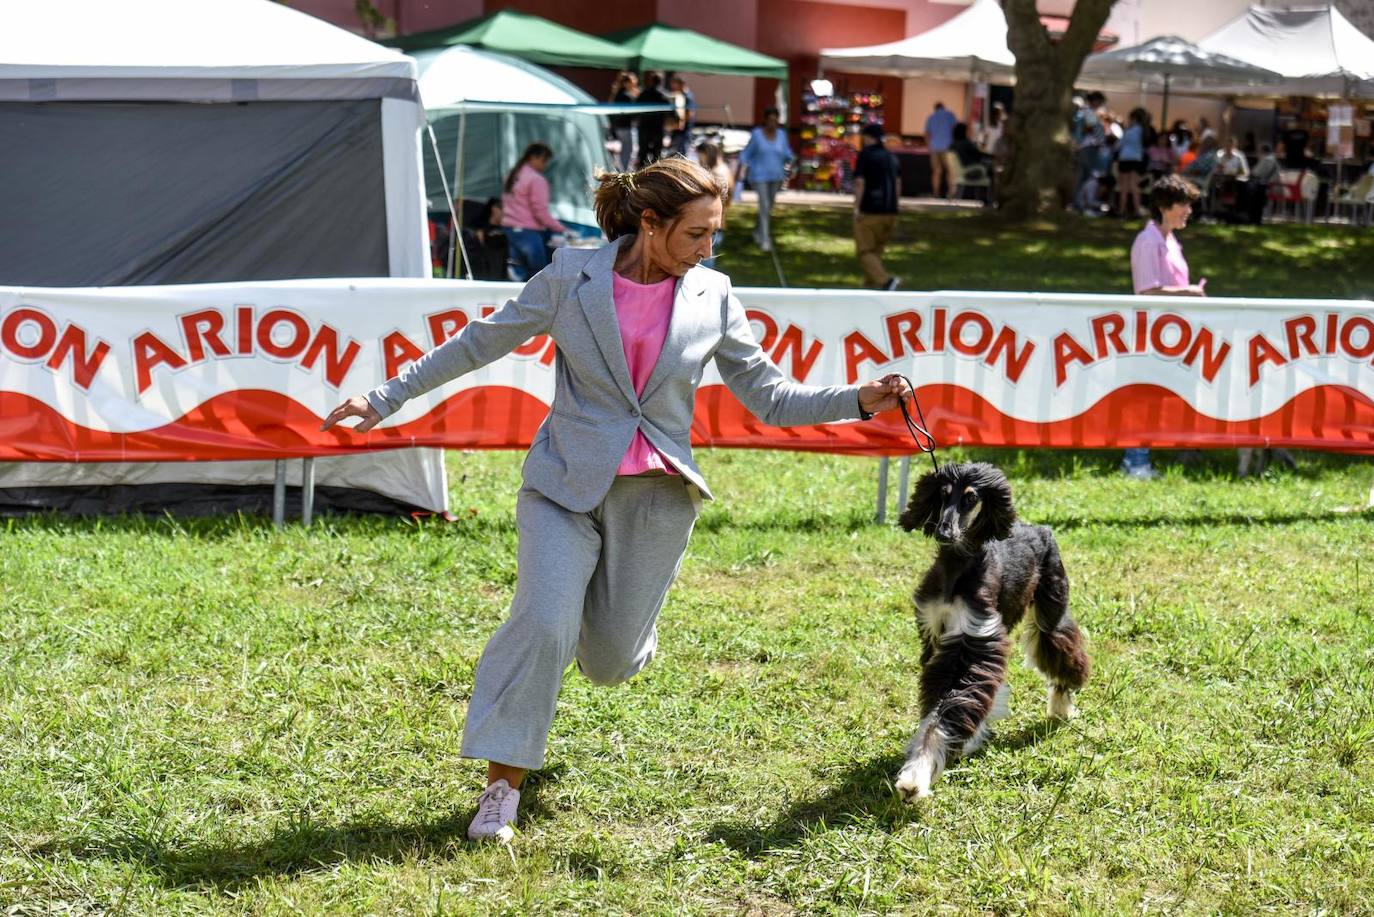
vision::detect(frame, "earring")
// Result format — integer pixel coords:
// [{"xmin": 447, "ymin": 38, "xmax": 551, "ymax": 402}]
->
[{"xmin": 649, "ymin": 231, "xmax": 654, "ymax": 236}]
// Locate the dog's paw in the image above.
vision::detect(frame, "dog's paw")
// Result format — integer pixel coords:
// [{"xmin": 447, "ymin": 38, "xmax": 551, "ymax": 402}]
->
[
  {"xmin": 894, "ymin": 761, "xmax": 934, "ymax": 803},
  {"xmin": 1048, "ymin": 687, "xmax": 1078, "ymax": 720}
]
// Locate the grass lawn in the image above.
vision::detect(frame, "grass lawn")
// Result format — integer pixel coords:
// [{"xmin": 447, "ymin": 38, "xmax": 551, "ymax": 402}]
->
[
  {"xmin": 3, "ymin": 210, "xmax": 1372, "ymax": 914},
  {"xmin": 717, "ymin": 204, "xmax": 1374, "ymax": 300}
]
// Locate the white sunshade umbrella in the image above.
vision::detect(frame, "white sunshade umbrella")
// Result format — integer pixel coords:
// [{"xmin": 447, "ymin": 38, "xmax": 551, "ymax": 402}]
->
[{"xmin": 1080, "ymin": 34, "xmax": 1284, "ymax": 126}]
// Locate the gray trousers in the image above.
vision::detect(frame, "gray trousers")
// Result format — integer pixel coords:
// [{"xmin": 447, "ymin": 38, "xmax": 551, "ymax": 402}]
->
[
  {"xmin": 753, "ymin": 180, "xmax": 782, "ymax": 248},
  {"xmin": 613, "ymin": 127, "xmax": 637, "ymax": 171},
  {"xmin": 461, "ymin": 474, "xmax": 700, "ymax": 770}
]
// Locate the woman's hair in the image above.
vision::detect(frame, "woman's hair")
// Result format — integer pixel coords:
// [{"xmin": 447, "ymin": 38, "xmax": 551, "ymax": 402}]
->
[
  {"xmin": 469, "ymin": 197, "xmax": 502, "ymax": 228},
  {"xmin": 504, "ymin": 143, "xmax": 554, "ymax": 193},
  {"xmin": 696, "ymin": 141, "xmax": 722, "ymax": 171},
  {"xmin": 593, "ymin": 155, "xmax": 729, "ymax": 241},
  {"xmin": 762, "ymin": 106, "xmax": 780, "ymax": 121},
  {"xmin": 1149, "ymin": 175, "xmax": 1201, "ymax": 223}
]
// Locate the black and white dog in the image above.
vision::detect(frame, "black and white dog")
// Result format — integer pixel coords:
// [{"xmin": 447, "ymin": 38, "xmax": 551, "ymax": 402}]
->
[{"xmin": 893, "ymin": 462, "xmax": 1090, "ymax": 801}]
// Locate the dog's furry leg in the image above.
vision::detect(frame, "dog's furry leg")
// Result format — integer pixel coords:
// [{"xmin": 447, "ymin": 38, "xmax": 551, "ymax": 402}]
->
[
  {"xmin": 961, "ymin": 680, "xmax": 1010, "ymax": 756},
  {"xmin": 1025, "ymin": 539, "xmax": 1090, "ymax": 719},
  {"xmin": 896, "ymin": 622, "xmax": 1008, "ymax": 802}
]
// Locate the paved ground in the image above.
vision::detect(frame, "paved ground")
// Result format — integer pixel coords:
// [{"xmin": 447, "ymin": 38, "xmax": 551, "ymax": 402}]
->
[{"xmin": 737, "ymin": 189, "xmax": 986, "ymax": 212}]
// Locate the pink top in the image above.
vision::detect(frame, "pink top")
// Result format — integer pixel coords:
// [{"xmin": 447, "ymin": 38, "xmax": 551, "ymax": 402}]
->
[
  {"xmin": 612, "ymin": 272, "xmax": 678, "ymax": 476},
  {"xmin": 501, "ymin": 164, "xmax": 567, "ymax": 233},
  {"xmin": 1130, "ymin": 220, "xmax": 1190, "ymax": 294}
]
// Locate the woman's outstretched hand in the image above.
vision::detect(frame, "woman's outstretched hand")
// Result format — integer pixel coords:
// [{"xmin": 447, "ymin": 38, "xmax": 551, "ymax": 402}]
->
[
  {"xmin": 858, "ymin": 373, "xmax": 914, "ymax": 416},
  {"xmin": 321, "ymin": 395, "xmax": 382, "ymax": 433}
]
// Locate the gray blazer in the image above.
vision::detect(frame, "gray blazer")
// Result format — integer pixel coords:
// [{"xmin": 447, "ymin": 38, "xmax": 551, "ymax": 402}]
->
[{"xmin": 367, "ymin": 235, "xmax": 863, "ymax": 513}]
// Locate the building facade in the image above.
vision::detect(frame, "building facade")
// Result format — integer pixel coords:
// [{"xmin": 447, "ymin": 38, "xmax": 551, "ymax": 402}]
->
[{"xmin": 292, "ymin": 0, "xmax": 1374, "ymax": 135}]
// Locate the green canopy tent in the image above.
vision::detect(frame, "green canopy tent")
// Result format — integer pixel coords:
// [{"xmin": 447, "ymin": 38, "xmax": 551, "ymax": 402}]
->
[
  {"xmin": 385, "ymin": 9, "xmax": 631, "ymax": 69},
  {"xmin": 603, "ymin": 22, "xmax": 787, "ymax": 79}
]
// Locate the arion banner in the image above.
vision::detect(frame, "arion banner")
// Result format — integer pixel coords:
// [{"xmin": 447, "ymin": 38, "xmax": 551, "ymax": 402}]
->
[{"xmin": 1, "ymin": 278, "xmax": 1372, "ymax": 462}]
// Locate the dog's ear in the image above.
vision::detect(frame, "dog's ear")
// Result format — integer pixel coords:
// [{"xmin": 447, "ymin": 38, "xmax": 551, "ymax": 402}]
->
[
  {"xmin": 972, "ymin": 464, "xmax": 1016, "ymax": 541},
  {"xmin": 899, "ymin": 470, "xmax": 943, "ymax": 534}
]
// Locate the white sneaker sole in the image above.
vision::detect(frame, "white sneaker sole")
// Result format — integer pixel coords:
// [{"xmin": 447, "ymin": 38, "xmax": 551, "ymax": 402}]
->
[{"xmin": 468, "ymin": 824, "xmax": 515, "ymax": 844}]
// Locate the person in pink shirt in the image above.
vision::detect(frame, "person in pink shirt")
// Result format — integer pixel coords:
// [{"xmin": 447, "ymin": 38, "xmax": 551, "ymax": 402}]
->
[
  {"xmin": 501, "ymin": 142, "xmax": 567, "ymax": 280},
  {"xmin": 1125, "ymin": 175, "xmax": 1204, "ymax": 479}
]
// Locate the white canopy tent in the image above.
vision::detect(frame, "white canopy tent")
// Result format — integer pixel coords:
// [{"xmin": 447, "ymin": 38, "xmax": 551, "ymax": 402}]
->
[
  {"xmin": 1080, "ymin": 35, "xmax": 1284, "ymax": 125},
  {"xmin": 818, "ymin": 0, "xmax": 1015, "ymax": 83},
  {"xmin": 0, "ymin": 0, "xmax": 448, "ymax": 515},
  {"xmin": 1199, "ymin": 5, "xmax": 1374, "ymax": 98}
]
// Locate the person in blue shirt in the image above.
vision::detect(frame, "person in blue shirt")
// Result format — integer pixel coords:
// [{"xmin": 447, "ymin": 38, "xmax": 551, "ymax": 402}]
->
[
  {"xmin": 668, "ymin": 75, "xmax": 697, "ymax": 155},
  {"xmin": 1116, "ymin": 108, "xmax": 1148, "ymax": 217},
  {"xmin": 1073, "ymin": 92, "xmax": 1107, "ymax": 210},
  {"xmin": 738, "ymin": 106, "xmax": 794, "ymax": 252},
  {"xmin": 924, "ymin": 102, "xmax": 958, "ymax": 198}
]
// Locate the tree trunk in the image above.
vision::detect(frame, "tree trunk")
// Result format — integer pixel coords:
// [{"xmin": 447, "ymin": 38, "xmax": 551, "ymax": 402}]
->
[{"xmin": 997, "ymin": 0, "xmax": 1120, "ymax": 220}]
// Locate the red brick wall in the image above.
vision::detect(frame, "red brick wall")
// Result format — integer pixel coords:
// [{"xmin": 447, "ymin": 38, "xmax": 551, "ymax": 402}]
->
[
  {"xmin": 754, "ymin": 0, "xmax": 905, "ymax": 128},
  {"xmin": 487, "ymin": 0, "xmax": 653, "ymax": 35}
]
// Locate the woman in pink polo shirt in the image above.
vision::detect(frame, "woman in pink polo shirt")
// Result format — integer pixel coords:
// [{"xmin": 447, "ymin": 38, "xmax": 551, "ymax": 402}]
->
[
  {"xmin": 501, "ymin": 142, "xmax": 567, "ymax": 281},
  {"xmin": 1125, "ymin": 174, "xmax": 1205, "ymax": 479}
]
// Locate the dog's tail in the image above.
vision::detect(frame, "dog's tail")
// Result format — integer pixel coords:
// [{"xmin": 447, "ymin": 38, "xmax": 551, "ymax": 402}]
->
[{"xmin": 1025, "ymin": 530, "xmax": 1090, "ymax": 691}]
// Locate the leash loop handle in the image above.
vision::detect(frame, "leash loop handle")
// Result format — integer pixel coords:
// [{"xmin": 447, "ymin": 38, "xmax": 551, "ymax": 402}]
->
[{"xmin": 885, "ymin": 373, "xmax": 939, "ymax": 473}]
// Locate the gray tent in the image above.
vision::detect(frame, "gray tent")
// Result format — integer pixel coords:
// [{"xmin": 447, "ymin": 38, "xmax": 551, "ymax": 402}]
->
[{"xmin": 0, "ymin": 0, "xmax": 447, "ymax": 515}]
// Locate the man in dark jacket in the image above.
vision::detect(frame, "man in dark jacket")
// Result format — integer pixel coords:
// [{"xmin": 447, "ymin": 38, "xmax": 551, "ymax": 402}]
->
[
  {"xmin": 852, "ymin": 122, "xmax": 902, "ymax": 290},
  {"xmin": 636, "ymin": 72, "xmax": 670, "ymax": 168}
]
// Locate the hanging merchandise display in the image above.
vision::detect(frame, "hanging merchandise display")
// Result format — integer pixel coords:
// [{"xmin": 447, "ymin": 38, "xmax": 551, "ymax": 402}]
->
[{"xmin": 797, "ymin": 90, "xmax": 884, "ymax": 192}]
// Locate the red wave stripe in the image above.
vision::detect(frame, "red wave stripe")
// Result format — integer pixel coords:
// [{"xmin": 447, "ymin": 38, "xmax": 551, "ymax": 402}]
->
[
  {"xmin": 694, "ymin": 383, "xmax": 1374, "ymax": 456},
  {"xmin": 0, "ymin": 387, "xmax": 550, "ymax": 461},
  {"xmin": 0, "ymin": 382, "xmax": 1372, "ymax": 462}
]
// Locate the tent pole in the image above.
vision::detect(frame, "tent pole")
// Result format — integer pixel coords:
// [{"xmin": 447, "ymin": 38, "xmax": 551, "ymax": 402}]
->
[
  {"xmin": 450, "ymin": 108, "xmax": 474, "ymax": 281},
  {"xmin": 425, "ymin": 122, "xmax": 464, "ymax": 281},
  {"xmin": 1161, "ymin": 72, "xmax": 1170, "ymax": 130},
  {"xmin": 423, "ymin": 120, "xmax": 467, "ymax": 281},
  {"xmin": 301, "ymin": 457, "xmax": 315, "ymax": 527},
  {"xmin": 875, "ymin": 457, "xmax": 889, "ymax": 524},
  {"xmin": 272, "ymin": 460, "xmax": 286, "ymax": 529},
  {"xmin": 1334, "ymin": 77, "xmax": 1351, "ymax": 221}
]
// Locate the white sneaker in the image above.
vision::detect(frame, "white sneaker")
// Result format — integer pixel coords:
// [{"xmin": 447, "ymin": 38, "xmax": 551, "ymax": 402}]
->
[{"xmin": 467, "ymin": 779, "xmax": 520, "ymax": 843}]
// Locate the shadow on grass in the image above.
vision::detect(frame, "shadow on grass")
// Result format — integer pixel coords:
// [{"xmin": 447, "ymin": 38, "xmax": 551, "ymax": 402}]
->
[
  {"xmin": 0, "ymin": 508, "xmax": 518, "ymax": 540},
  {"xmin": 33, "ymin": 767, "xmax": 566, "ymax": 891},
  {"xmin": 1037, "ymin": 506, "xmax": 1374, "ymax": 532},
  {"xmin": 705, "ymin": 752, "xmax": 910, "ymax": 857},
  {"xmin": 990, "ymin": 717, "xmax": 1066, "ymax": 752},
  {"xmin": 707, "ymin": 722, "xmax": 1070, "ymax": 857}
]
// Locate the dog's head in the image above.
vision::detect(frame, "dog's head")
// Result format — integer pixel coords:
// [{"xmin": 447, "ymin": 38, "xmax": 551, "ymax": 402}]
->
[{"xmin": 898, "ymin": 461, "xmax": 1016, "ymax": 549}]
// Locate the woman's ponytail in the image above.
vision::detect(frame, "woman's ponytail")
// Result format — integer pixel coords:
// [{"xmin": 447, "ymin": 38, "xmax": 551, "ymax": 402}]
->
[
  {"xmin": 593, "ymin": 169, "xmax": 641, "ymax": 241},
  {"xmin": 592, "ymin": 156, "xmax": 728, "ymax": 242}
]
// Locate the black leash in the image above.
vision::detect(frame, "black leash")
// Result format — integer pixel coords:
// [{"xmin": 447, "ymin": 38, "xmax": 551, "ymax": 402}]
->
[{"xmin": 887, "ymin": 373, "xmax": 939, "ymax": 473}]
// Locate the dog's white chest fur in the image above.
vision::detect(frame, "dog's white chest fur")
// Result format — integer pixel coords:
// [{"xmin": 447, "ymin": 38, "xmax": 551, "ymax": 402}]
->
[{"xmin": 916, "ymin": 595, "xmax": 1001, "ymax": 641}]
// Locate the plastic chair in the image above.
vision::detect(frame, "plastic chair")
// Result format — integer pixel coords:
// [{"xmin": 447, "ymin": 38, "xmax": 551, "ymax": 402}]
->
[
  {"xmin": 1298, "ymin": 171, "xmax": 1320, "ymax": 223},
  {"xmin": 951, "ymin": 156, "xmax": 992, "ymax": 204},
  {"xmin": 1268, "ymin": 170, "xmax": 1305, "ymax": 221},
  {"xmin": 1332, "ymin": 173, "xmax": 1374, "ymax": 226}
]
